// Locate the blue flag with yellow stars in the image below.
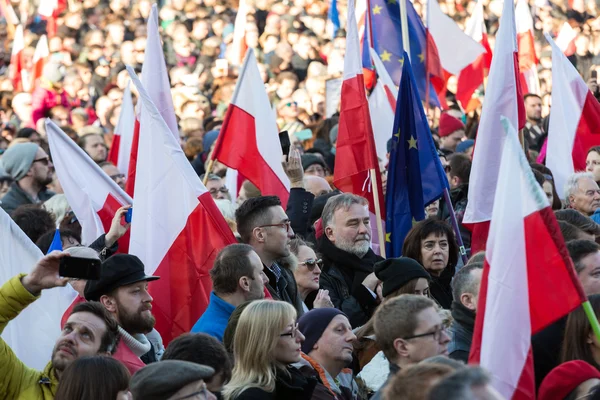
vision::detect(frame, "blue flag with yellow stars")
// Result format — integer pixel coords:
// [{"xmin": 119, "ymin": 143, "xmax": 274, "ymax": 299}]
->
[
  {"xmin": 385, "ymin": 52, "xmax": 449, "ymax": 257},
  {"xmin": 368, "ymin": 0, "xmax": 443, "ymax": 107}
]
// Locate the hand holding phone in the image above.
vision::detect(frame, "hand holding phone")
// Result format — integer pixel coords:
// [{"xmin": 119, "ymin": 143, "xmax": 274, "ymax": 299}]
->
[
  {"xmin": 125, "ymin": 208, "xmax": 133, "ymax": 224},
  {"xmin": 279, "ymin": 130, "xmax": 291, "ymax": 161},
  {"xmin": 59, "ymin": 256, "xmax": 102, "ymax": 280}
]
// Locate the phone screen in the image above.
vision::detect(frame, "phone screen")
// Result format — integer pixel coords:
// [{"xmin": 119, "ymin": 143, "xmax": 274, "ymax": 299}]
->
[
  {"xmin": 59, "ymin": 257, "xmax": 102, "ymax": 280},
  {"xmin": 279, "ymin": 131, "xmax": 291, "ymax": 160}
]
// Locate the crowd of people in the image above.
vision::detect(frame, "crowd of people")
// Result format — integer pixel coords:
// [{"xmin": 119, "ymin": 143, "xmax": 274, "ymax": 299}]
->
[{"xmin": 3, "ymin": 0, "xmax": 600, "ymax": 399}]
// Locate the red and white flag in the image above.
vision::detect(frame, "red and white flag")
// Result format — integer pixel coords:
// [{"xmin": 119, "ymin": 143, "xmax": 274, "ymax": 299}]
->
[
  {"xmin": 10, "ymin": 24, "xmax": 24, "ymax": 92},
  {"xmin": 556, "ymin": 22, "xmax": 577, "ymax": 56},
  {"xmin": 545, "ymin": 34, "xmax": 600, "ymax": 200},
  {"xmin": 463, "ymin": 0, "xmax": 525, "ymax": 254},
  {"xmin": 368, "ymin": 48, "xmax": 397, "ymax": 161},
  {"xmin": 125, "ymin": 4, "xmax": 178, "ymax": 197},
  {"xmin": 0, "ymin": 207, "xmax": 77, "ymax": 371},
  {"xmin": 0, "ymin": 0, "xmax": 20, "ymax": 26},
  {"xmin": 210, "ymin": 49, "xmax": 290, "ymax": 205},
  {"xmin": 469, "ymin": 117, "xmax": 586, "ymax": 400},
  {"xmin": 30, "ymin": 35, "xmax": 49, "ymax": 92},
  {"xmin": 515, "ymin": 0, "xmax": 540, "ymax": 95},
  {"xmin": 38, "ymin": 0, "xmax": 61, "ymax": 37},
  {"xmin": 126, "ymin": 67, "xmax": 237, "ymax": 344},
  {"xmin": 231, "ymin": 0, "xmax": 248, "ymax": 66},
  {"xmin": 107, "ymin": 82, "xmax": 135, "ymax": 176},
  {"xmin": 456, "ymin": 0, "xmax": 493, "ymax": 109},
  {"xmin": 45, "ymin": 120, "xmax": 132, "ymax": 251},
  {"xmin": 333, "ymin": 0, "xmax": 384, "ymax": 217},
  {"xmin": 427, "ymin": 0, "xmax": 485, "ymax": 76}
]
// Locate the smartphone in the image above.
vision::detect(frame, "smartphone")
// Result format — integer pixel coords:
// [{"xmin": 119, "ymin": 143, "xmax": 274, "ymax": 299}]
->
[
  {"xmin": 279, "ymin": 130, "xmax": 291, "ymax": 161},
  {"xmin": 59, "ymin": 257, "xmax": 102, "ymax": 280},
  {"xmin": 125, "ymin": 208, "xmax": 133, "ymax": 224},
  {"xmin": 593, "ymin": 70, "xmax": 598, "ymax": 80}
]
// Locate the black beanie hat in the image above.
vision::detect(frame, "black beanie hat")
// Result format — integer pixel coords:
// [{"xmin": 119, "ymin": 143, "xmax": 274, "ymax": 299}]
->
[
  {"xmin": 301, "ymin": 153, "xmax": 327, "ymax": 172},
  {"xmin": 374, "ymin": 257, "xmax": 431, "ymax": 298},
  {"xmin": 298, "ymin": 308, "xmax": 347, "ymax": 354}
]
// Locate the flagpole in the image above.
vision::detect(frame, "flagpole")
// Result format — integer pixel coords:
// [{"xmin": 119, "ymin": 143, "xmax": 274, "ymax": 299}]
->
[
  {"xmin": 582, "ymin": 301, "xmax": 600, "ymax": 342},
  {"xmin": 424, "ymin": 0, "xmax": 431, "ymax": 108},
  {"xmin": 399, "ymin": 0, "xmax": 411, "ymax": 60},
  {"xmin": 442, "ymin": 188, "xmax": 468, "ymax": 265},
  {"xmin": 369, "ymin": 168, "xmax": 387, "ymax": 258}
]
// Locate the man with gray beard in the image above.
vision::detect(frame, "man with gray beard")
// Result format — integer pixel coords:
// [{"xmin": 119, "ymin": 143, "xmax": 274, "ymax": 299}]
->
[{"xmin": 318, "ymin": 193, "xmax": 384, "ymax": 327}]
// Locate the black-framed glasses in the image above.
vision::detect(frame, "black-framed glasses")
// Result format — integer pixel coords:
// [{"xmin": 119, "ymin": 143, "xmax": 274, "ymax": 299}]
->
[
  {"xmin": 257, "ymin": 221, "xmax": 292, "ymax": 233},
  {"xmin": 33, "ymin": 157, "xmax": 50, "ymax": 166},
  {"xmin": 280, "ymin": 322, "xmax": 299, "ymax": 338},
  {"xmin": 404, "ymin": 326, "xmax": 448, "ymax": 342},
  {"xmin": 299, "ymin": 259, "xmax": 323, "ymax": 271}
]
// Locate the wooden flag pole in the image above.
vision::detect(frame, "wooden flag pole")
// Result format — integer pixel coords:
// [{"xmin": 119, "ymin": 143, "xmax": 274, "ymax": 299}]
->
[
  {"xmin": 203, "ymin": 159, "xmax": 215, "ymax": 186},
  {"xmin": 369, "ymin": 168, "xmax": 387, "ymax": 259}
]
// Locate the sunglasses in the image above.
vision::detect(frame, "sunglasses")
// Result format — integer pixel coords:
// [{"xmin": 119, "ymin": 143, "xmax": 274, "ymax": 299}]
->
[
  {"xmin": 284, "ymin": 101, "xmax": 298, "ymax": 107},
  {"xmin": 299, "ymin": 258, "xmax": 323, "ymax": 271},
  {"xmin": 33, "ymin": 157, "xmax": 50, "ymax": 166}
]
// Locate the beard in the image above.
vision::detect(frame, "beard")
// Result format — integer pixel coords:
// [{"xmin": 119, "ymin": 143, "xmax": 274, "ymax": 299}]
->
[
  {"xmin": 117, "ymin": 301, "xmax": 156, "ymax": 335},
  {"xmin": 51, "ymin": 340, "xmax": 78, "ymax": 372},
  {"xmin": 335, "ymin": 234, "xmax": 371, "ymax": 258},
  {"xmin": 37, "ymin": 174, "xmax": 53, "ymax": 187}
]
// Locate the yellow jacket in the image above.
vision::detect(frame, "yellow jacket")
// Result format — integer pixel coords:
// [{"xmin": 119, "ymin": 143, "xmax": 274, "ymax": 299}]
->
[{"xmin": 0, "ymin": 274, "xmax": 59, "ymax": 399}]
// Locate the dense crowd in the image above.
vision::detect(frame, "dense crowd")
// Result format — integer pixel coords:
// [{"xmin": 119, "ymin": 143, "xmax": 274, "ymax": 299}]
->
[{"xmin": 4, "ymin": 0, "xmax": 600, "ymax": 399}]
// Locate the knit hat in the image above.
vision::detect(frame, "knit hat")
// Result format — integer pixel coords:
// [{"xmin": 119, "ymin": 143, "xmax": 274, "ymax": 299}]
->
[
  {"xmin": 130, "ymin": 360, "xmax": 215, "ymax": 400},
  {"xmin": 301, "ymin": 154, "xmax": 327, "ymax": 172},
  {"xmin": 0, "ymin": 142, "xmax": 39, "ymax": 180},
  {"xmin": 43, "ymin": 62, "xmax": 65, "ymax": 84},
  {"xmin": 538, "ymin": 361, "xmax": 600, "ymax": 400},
  {"xmin": 298, "ymin": 308, "xmax": 347, "ymax": 354},
  {"xmin": 203, "ymin": 130, "xmax": 219, "ymax": 152},
  {"xmin": 456, "ymin": 139, "xmax": 474, "ymax": 154},
  {"xmin": 374, "ymin": 257, "xmax": 431, "ymax": 298},
  {"xmin": 438, "ymin": 113, "xmax": 465, "ymax": 137}
]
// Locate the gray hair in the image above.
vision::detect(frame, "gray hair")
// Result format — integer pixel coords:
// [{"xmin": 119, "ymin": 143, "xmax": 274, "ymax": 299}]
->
[
  {"xmin": 564, "ymin": 172, "xmax": 596, "ymax": 205},
  {"xmin": 451, "ymin": 262, "xmax": 484, "ymax": 302},
  {"xmin": 428, "ymin": 366, "xmax": 492, "ymax": 400},
  {"xmin": 321, "ymin": 193, "xmax": 368, "ymax": 228}
]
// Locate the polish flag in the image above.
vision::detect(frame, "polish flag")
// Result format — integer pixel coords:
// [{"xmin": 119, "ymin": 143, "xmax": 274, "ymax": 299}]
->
[
  {"xmin": 463, "ymin": 0, "xmax": 526, "ymax": 254},
  {"xmin": 545, "ymin": 34, "xmax": 600, "ymax": 201},
  {"xmin": 333, "ymin": 0, "xmax": 384, "ymax": 218},
  {"xmin": 0, "ymin": 207, "xmax": 77, "ymax": 371},
  {"xmin": 45, "ymin": 120, "xmax": 132, "ymax": 252},
  {"xmin": 10, "ymin": 24, "xmax": 24, "ymax": 92},
  {"xmin": 515, "ymin": 0, "xmax": 540, "ymax": 95},
  {"xmin": 30, "ymin": 35, "xmax": 49, "ymax": 92},
  {"xmin": 125, "ymin": 4, "xmax": 179, "ymax": 197},
  {"xmin": 456, "ymin": 0, "xmax": 493, "ymax": 109},
  {"xmin": 469, "ymin": 117, "xmax": 586, "ymax": 399},
  {"xmin": 231, "ymin": 0, "xmax": 248, "ymax": 66},
  {"xmin": 368, "ymin": 48, "xmax": 397, "ymax": 161},
  {"xmin": 107, "ymin": 82, "xmax": 135, "ymax": 176},
  {"xmin": 126, "ymin": 67, "xmax": 238, "ymax": 344},
  {"xmin": 210, "ymin": 49, "xmax": 290, "ymax": 205},
  {"xmin": 427, "ymin": 0, "xmax": 485, "ymax": 76},
  {"xmin": 0, "ymin": 0, "xmax": 20, "ymax": 26},
  {"xmin": 556, "ymin": 22, "xmax": 577, "ymax": 56},
  {"xmin": 38, "ymin": 0, "xmax": 61, "ymax": 37}
]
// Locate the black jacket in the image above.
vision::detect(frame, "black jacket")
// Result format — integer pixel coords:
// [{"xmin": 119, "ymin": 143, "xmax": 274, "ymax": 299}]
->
[
  {"xmin": 0, "ymin": 182, "xmax": 55, "ymax": 215},
  {"xmin": 318, "ymin": 236, "xmax": 383, "ymax": 327},
  {"xmin": 448, "ymin": 301, "xmax": 476, "ymax": 363},
  {"xmin": 430, "ymin": 264, "xmax": 455, "ymax": 310},
  {"xmin": 232, "ymin": 366, "xmax": 317, "ymax": 400},
  {"xmin": 264, "ymin": 262, "xmax": 304, "ymax": 317},
  {"xmin": 532, "ymin": 317, "xmax": 567, "ymax": 389},
  {"xmin": 286, "ymin": 188, "xmax": 315, "ymax": 240},
  {"xmin": 88, "ymin": 234, "xmax": 119, "ymax": 261}
]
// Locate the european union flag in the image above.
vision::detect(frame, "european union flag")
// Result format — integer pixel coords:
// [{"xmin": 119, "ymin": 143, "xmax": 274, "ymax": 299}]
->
[
  {"xmin": 369, "ymin": 0, "xmax": 442, "ymax": 107},
  {"xmin": 385, "ymin": 52, "xmax": 449, "ymax": 257},
  {"xmin": 328, "ymin": 0, "xmax": 340, "ymax": 39},
  {"xmin": 47, "ymin": 228, "xmax": 63, "ymax": 254}
]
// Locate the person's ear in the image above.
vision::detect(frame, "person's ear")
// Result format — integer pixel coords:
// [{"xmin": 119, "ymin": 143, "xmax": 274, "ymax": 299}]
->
[
  {"xmin": 460, "ymin": 293, "xmax": 476, "ymax": 311},
  {"xmin": 451, "ymin": 176, "xmax": 460, "ymax": 187},
  {"xmin": 100, "ymin": 294, "xmax": 117, "ymax": 313},
  {"xmin": 393, "ymin": 337, "xmax": 410, "ymax": 359},
  {"xmin": 252, "ymin": 227, "xmax": 266, "ymax": 244},
  {"xmin": 325, "ymin": 226, "xmax": 335, "ymax": 242},
  {"xmin": 239, "ymin": 276, "xmax": 251, "ymax": 293}
]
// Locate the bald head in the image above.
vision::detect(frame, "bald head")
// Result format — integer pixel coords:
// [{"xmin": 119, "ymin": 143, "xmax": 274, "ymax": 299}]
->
[{"xmin": 304, "ymin": 175, "xmax": 332, "ymax": 197}]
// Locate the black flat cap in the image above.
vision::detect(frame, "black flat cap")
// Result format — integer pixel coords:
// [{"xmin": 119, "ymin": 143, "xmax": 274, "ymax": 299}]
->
[
  {"xmin": 130, "ymin": 360, "xmax": 215, "ymax": 400},
  {"xmin": 374, "ymin": 257, "xmax": 431, "ymax": 298},
  {"xmin": 84, "ymin": 254, "xmax": 159, "ymax": 301}
]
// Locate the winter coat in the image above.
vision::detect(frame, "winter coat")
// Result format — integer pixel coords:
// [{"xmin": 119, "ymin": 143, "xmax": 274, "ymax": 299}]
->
[
  {"xmin": 0, "ymin": 182, "xmax": 55, "ymax": 215},
  {"xmin": 318, "ymin": 236, "xmax": 383, "ymax": 328},
  {"xmin": 294, "ymin": 353, "xmax": 362, "ymax": 400},
  {"xmin": 430, "ymin": 263, "xmax": 455, "ymax": 310},
  {"xmin": 191, "ymin": 292, "xmax": 236, "ymax": 342},
  {"xmin": 286, "ymin": 188, "xmax": 315, "ymax": 240},
  {"xmin": 264, "ymin": 262, "xmax": 305, "ymax": 318},
  {"xmin": 370, "ymin": 363, "xmax": 400, "ymax": 400},
  {"xmin": 448, "ymin": 301, "xmax": 476, "ymax": 363},
  {"xmin": 231, "ymin": 366, "xmax": 317, "ymax": 400}
]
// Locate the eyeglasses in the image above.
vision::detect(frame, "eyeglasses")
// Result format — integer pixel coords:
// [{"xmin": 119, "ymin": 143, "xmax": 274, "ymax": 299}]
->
[
  {"xmin": 284, "ymin": 101, "xmax": 298, "ymax": 107},
  {"xmin": 404, "ymin": 326, "xmax": 448, "ymax": 342},
  {"xmin": 33, "ymin": 157, "xmax": 50, "ymax": 166},
  {"xmin": 299, "ymin": 258, "xmax": 323, "ymax": 271},
  {"xmin": 110, "ymin": 173, "xmax": 125, "ymax": 180},
  {"xmin": 257, "ymin": 221, "xmax": 292, "ymax": 233},
  {"xmin": 280, "ymin": 322, "xmax": 300, "ymax": 338},
  {"xmin": 209, "ymin": 187, "xmax": 229, "ymax": 195},
  {"xmin": 173, "ymin": 381, "xmax": 209, "ymax": 400}
]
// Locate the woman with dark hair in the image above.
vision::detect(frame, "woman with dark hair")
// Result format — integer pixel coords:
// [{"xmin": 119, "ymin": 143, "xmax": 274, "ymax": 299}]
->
[
  {"xmin": 55, "ymin": 356, "xmax": 131, "ymax": 400},
  {"xmin": 561, "ymin": 294, "xmax": 600, "ymax": 370},
  {"xmin": 401, "ymin": 218, "xmax": 459, "ymax": 309},
  {"xmin": 531, "ymin": 163, "xmax": 562, "ymax": 210},
  {"xmin": 587, "ymin": 146, "xmax": 600, "ymax": 186}
]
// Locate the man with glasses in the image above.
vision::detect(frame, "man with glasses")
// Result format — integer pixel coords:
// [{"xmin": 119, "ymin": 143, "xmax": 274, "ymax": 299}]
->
[
  {"xmin": 191, "ymin": 244, "xmax": 268, "ymax": 341},
  {"xmin": 0, "ymin": 142, "xmax": 55, "ymax": 214},
  {"xmin": 100, "ymin": 161, "xmax": 126, "ymax": 190},
  {"xmin": 371, "ymin": 294, "xmax": 450, "ymax": 400},
  {"xmin": 202, "ymin": 173, "xmax": 231, "ymax": 201},
  {"xmin": 235, "ymin": 195, "xmax": 304, "ymax": 316}
]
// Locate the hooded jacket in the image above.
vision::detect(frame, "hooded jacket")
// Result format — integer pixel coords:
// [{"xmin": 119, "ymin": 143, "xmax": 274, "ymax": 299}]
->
[{"xmin": 294, "ymin": 353, "xmax": 361, "ymax": 400}]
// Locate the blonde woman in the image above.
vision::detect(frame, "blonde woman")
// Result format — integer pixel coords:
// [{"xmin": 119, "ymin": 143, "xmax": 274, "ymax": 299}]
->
[{"xmin": 223, "ymin": 300, "xmax": 317, "ymax": 400}]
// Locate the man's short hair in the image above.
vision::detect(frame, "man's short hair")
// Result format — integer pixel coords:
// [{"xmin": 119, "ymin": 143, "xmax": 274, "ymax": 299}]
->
[
  {"xmin": 210, "ymin": 244, "xmax": 257, "ymax": 294},
  {"xmin": 383, "ymin": 363, "xmax": 455, "ymax": 400},
  {"xmin": 77, "ymin": 132, "xmax": 103, "ymax": 149},
  {"xmin": 235, "ymin": 196, "xmax": 282, "ymax": 244},
  {"xmin": 467, "ymin": 251, "xmax": 485, "ymax": 265},
  {"xmin": 36, "ymin": 228, "xmax": 81, "ymax": 254},
  {"xmin": 566, "ymin": 240, "xmax": 600, "ymax": 274},
  {"xmin": 70, "ymin": 301, "xmax": 120, "ymax": 354},
  {"xmin": 11, "ymin": 205, "xmax": 56, "ymax": 243},
  {"xmin": 564, "ymin": 172, "xmax": 595, "ymax": 205},
  {"xmin": 162, "ymin": 333, "xmax": 232, "ymax": 385},
  {"xmin": 428, "ymin": 366, "xmax": 492, "ymax": 400},
  {"xmin": 555, "ymin": 209, "xmax": 600, "ymax": 236},
  {"xmin": 374, "ymin": 295, "xmax": 436, "ymax": 362},
  {"xmin": 524, "ymin": 93, "xmax": 542, "ymax": 102},
  {"xmin": 448, "ymin": 153, "xmax": 471, "ymax": 184},
  {"xmin": 321, "ymin": 193, "xmax": 368, "ymax": 228},
  {"xmin": 451, "ymin": 262, "xmax": 483, "ymax": 302},
  {"xmin": 200, "ymin": 173, "xmax": 222, "ymax": 183},
  {"xmin": 276, "ymin": 71, "xmax": 299, "ymax": 85}
]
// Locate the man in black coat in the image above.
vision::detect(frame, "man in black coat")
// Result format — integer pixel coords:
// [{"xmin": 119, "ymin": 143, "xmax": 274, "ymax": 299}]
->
[{"xmin": 318, "ymin": 193, "xmax": 383, "ymax": 328}]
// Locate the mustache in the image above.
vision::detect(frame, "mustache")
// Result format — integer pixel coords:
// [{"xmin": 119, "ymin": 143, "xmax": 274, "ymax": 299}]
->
[{"xmin": 56, "ymin": 341, "xmax": 77, "ymax": 356}]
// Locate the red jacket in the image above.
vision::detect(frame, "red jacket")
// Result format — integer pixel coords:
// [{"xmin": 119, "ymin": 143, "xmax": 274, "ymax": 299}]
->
[{"xmin": 31, "ymin": 86, "xmax": 69, "ymax": 125}]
